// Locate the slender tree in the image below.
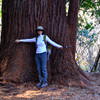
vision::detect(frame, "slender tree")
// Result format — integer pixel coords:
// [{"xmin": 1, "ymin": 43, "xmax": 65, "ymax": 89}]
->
[
  {"xmin": 0, "ymin": 0, "xmax": 90, "ymax": 86},
  {"xmin": 91, "ymin": 49, "xmax": 100, "ymax": 72}
]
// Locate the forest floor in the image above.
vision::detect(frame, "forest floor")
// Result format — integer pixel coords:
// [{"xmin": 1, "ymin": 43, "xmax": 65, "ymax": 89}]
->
[{"xmin": 0, "ymin": 72, "xmax": 100, "ymax": 100}]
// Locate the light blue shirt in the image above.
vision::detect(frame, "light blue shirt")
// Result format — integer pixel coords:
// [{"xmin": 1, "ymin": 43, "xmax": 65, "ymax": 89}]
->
[{"xmin": 19, "ymin": 34, "xmax": 62, "ymax": 54}]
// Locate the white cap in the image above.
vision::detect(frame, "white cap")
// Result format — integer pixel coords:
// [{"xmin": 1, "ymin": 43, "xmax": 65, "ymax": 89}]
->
[{"xmin": 36, "ymin": 26, "xmax": 44, "ymax": 31}]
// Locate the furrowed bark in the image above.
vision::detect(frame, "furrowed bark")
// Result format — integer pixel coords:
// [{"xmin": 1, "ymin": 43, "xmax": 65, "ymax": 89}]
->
[{"xmin": 0, "ymin": 0, "xmax": 89, "ymax": 87}]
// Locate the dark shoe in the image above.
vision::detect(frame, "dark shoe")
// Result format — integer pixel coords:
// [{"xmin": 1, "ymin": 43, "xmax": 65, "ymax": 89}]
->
[{"xmin": 40, "ymin": 83, "xmax": 48, "ymax": 88}]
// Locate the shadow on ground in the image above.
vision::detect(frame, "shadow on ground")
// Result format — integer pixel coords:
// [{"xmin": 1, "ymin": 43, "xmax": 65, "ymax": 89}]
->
[{"xmin": 0, "ymin": 72, "xmax": 100, "ymax": 100}]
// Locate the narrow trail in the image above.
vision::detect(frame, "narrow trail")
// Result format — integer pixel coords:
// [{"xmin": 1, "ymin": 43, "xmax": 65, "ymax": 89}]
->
[{"xmin": 0, "ymin": 72, "xmax": 100, "ymax": 100}]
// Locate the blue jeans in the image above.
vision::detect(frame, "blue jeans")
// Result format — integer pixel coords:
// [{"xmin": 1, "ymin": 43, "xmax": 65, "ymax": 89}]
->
[{"xmin": 35, "ymin": 52, "xmax": 47, "ymax": 83}]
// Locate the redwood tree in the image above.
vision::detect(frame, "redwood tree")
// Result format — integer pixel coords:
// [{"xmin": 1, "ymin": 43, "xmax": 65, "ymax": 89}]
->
[{"xmin": 0, "ymin": 0, "xmax": 90, "ymax": 86}]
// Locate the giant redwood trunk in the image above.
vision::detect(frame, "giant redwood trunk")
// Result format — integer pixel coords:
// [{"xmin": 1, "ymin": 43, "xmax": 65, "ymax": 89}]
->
[{"xmin": 0, "ymin": 0, "xmax": 90, "ymax": 86}]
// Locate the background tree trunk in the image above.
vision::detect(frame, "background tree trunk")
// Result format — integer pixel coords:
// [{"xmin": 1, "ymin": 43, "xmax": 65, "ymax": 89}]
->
[
  {"xmin": 91, "ymin": 49, "xmax": 100, "ymax": 72},
  {"xmin": 0, "ymin": 0, "xmax": 90, "ymax": 86}
]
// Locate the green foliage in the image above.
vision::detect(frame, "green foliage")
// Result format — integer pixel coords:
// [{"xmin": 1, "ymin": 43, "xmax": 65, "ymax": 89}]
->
[
  {"xmin": 0, "ymin": 9, "xmax": 1, "ymax": 17},
  {"xmin": 77, "ymin": 0, "xmax": 100, "ymax": 33},
  {"xmin": 0, "ymin": 0, "xmax": 1, "ymax": 18},
  {"xmin": 77, "ymin": 29, "xmax": 98, "ymax": 47},
  {"xmin": 81, "ymin": 0, "xmax": 96, "ymax": 9},
  {"xmin": 80, "ymin": 0, "xmax": 100, "ymax": 18},
  {"xmin": 66, "ymin": 0, "xmax": 100, "ymax": 30},
  {"xmin": 75, "ymin": 0, "xmax": 100, "ymax": 71}
]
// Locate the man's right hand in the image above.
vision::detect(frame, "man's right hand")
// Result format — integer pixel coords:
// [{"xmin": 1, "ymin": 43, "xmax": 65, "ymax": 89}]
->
[
  {"xmin": 59, "ymin": 46, "xmax": 63, "ymax": 50},
  {"xmin": 15, "ymin": 39, "xmax": 20, "ymax": 43}
]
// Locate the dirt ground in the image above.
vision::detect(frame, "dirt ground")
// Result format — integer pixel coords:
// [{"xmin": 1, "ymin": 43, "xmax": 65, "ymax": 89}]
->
[{"xmin": 0, "ymin": 72, "xmax": 100, "ymax": 100}]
